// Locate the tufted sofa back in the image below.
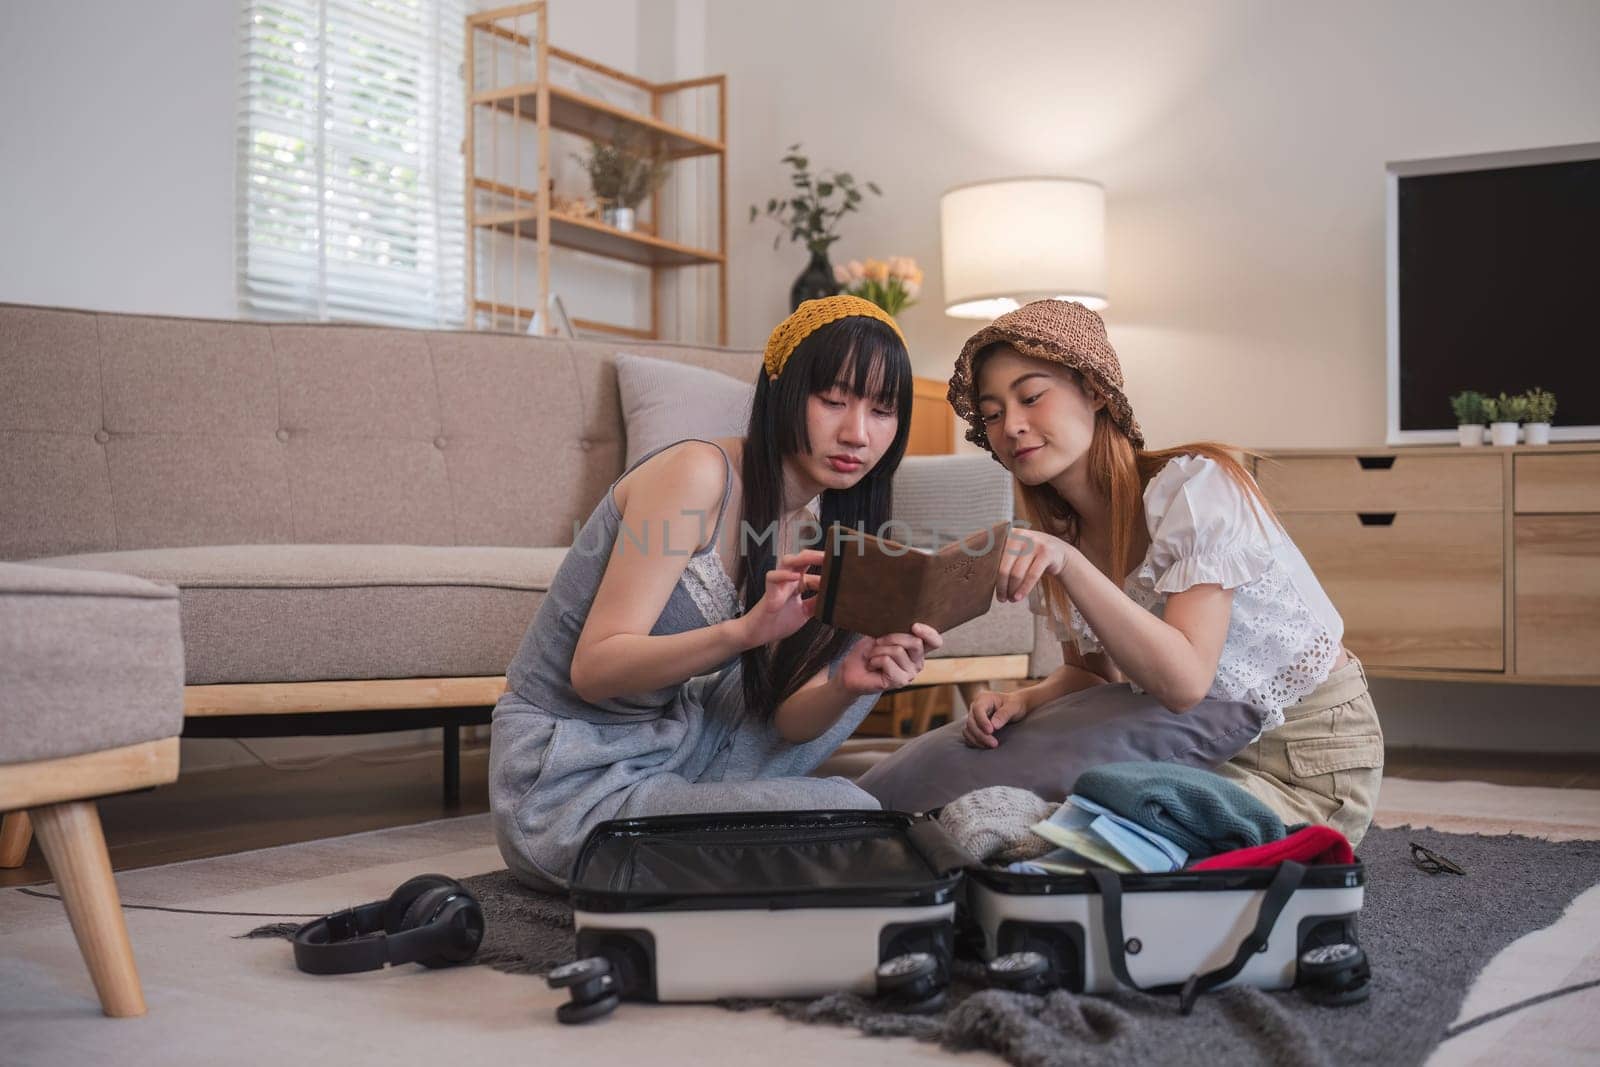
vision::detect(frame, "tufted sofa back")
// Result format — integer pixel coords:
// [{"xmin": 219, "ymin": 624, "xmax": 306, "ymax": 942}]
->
[{"xmin": 0, "ymin": 304, "xmax": 760, "ymax": 560}]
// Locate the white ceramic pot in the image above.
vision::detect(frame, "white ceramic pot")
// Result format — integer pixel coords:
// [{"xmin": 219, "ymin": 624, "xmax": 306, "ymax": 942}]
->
[
  {"xmin": 1489, "ymin": 421, "xmax": 1520, "ymax": 447},
  {"xmin": 602, "ymin": 206, "xmax": 636, "ymax": 232},
  {"xmin": 1457, "ymin": 424, "xmax": 1486, "ymax": 447},
  {"xmin": 1524, "ymin": 422, "xmax": 1551, "ymax": 446}
]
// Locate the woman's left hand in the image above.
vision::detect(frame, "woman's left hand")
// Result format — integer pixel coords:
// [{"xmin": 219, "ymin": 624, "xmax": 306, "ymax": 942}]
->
[
  {"xmin": 837, "ymin": 623, "xmax": 944, "ymax": 696},
  {"xmin": 997, "ymin": 528, "xmax": 1072, "ymax": 604}
]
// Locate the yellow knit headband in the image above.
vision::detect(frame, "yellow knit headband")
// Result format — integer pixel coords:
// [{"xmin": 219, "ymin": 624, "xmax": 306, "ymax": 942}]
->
[{"xmin": 762, "ymin": 295, "xmax": 907, "ymax": 380}]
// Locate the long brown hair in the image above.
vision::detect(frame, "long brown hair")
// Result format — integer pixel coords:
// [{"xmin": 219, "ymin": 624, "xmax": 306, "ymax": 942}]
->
[{"xmin": 1010, "ymin": 375, "xmax": 1279, "ymax": 628}]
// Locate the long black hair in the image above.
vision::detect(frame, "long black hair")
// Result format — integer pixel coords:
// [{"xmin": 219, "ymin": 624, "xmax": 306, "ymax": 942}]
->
[{"xmin": 737, "ymin": 315, "xmax": 914, "ymax": 719}]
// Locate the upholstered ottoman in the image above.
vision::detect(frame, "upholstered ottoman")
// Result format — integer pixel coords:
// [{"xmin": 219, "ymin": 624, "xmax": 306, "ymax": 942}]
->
[{"xmin": 0, "ymin": 562, "xmax": 184, "ymax": 1017}]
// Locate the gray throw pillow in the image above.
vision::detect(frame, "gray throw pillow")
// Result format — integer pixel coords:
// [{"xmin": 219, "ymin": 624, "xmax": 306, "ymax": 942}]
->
[
  {"xmin": 615, "ymin": 352, "xmax": 756, "ymax": 469},
  {"xmin": 855, "ymin": 684, "xmax": 1263, "ymax": 813}
]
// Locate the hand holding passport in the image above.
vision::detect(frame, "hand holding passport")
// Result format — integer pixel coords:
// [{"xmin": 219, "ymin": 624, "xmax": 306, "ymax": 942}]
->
[{"xmin": 815, "ymin": 521, "xmax": 1013, "ymax": 637}]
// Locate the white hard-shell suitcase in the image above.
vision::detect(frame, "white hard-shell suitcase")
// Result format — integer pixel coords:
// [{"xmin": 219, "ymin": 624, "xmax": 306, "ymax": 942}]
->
[
  {"xmin": 559, "ymin": 810, "xmax": 967, "ymax": 1015},
  {"xmin": 965, "ymin": 858, "xmax": 1365, "ymax": 1011}
]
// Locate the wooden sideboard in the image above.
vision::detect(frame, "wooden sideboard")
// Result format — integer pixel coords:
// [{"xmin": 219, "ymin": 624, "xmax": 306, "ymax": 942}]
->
[
  {"xmin": 907, "ymin": 376, "xmax": 957, "ymax": 455},
  {"xmin": 1253, "ymin": 444, "xmax": 1600, "ymax": 685}
]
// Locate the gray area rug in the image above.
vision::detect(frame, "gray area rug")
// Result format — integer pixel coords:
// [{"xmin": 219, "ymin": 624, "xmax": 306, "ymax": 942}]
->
[{"xmin": 247, "ymin": 826, "xmax": 1600, "ymax": 1066}]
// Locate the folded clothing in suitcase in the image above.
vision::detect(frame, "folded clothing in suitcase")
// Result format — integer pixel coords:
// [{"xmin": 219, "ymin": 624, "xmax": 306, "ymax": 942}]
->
[
  {"xmin": 567, "ymin": 810, "xmax": 969, "ymax": 1003},
  {"xmin": 964, "ymin": 857, "xmax": 1366, "ymax": 1010}
]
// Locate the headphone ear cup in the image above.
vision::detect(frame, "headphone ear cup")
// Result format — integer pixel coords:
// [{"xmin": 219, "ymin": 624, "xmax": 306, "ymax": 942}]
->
[
  {"xmin": 420, "ymin": 896, "xmax": 485, "ymax": 968},
  {"xmin": 399, "ymin": 885, "xmax": 484, "ymax": 968},
  {"xmin": 399, "ymin": 885, "xmax": 457, "ymax": 933},
  {"xmin": 385, "ymin": 874, "xmax": 461, "ymax": 934}
]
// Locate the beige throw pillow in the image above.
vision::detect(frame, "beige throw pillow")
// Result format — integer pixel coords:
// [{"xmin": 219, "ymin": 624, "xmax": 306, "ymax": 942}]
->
[{"xmin": 615, "ymin": 352, "xmax": 755, "ymax": 470}]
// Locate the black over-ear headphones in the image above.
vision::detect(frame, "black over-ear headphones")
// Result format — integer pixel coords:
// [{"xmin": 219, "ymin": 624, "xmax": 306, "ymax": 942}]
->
[{"xmin": 292, "ymin": 873, "xmax": 485, "ymax": 975}]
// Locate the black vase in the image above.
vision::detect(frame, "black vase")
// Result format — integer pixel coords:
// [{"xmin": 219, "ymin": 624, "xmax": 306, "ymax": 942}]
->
[{"xmin": 790, "ymin": 247, "xmax": 841, "ymax": 310}]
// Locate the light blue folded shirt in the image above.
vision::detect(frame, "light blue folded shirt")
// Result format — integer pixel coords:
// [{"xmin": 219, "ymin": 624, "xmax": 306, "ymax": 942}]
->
[{"xmin": 1065, "ymin": 794, "xmax": 1189, "ymax": 872}]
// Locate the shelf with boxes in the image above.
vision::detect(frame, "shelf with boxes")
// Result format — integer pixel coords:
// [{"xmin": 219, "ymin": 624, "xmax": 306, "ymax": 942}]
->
[{"xmin": 1253, "ymin": 443, "xmax": 1600, "ymax": 684}]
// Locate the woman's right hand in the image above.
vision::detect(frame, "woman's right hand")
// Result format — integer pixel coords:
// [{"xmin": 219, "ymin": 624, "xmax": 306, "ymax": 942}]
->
[
  {"xmin": 736, "ymin": 550, "xmax": 824, "ymax": 648},
  {"xmin": 962, "ymin": 688, "xmax": 1031, "ymax": 748},
  {"xmin": 997, "ymin": 527, "xmax": 1072, "ymax": 603}
]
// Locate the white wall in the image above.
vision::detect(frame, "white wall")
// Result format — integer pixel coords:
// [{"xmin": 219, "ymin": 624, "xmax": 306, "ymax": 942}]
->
[
  {"xmin": 703, "ymin": 0, "xmax": 1600, "ymax": 751},
  {"xmin": 0, "ymin": 1, "xmax": 238, "ymax": 317},
  {"xmin": 708, "ymin": 0, "xmax": 1600, "ymax": 448}
]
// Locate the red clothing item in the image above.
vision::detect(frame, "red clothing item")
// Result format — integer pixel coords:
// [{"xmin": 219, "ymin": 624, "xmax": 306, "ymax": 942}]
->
[{"xmin": 1190, "ymin": 825, "xmax": 1354, "ymax": 870}]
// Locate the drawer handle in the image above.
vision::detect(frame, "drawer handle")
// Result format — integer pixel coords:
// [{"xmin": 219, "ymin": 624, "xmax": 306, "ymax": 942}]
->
[
  {"xmin": 1356, "ymin": 456, "xmax": 1396, "ymax": 470},
  {"xmin": 1357, "ymin": 513, "xmax": 1396, "ymax": 526}
]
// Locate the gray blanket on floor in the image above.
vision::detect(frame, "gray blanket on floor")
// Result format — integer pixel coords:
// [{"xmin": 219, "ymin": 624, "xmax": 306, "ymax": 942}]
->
[{"xmin": 247, "ymin": 826, "xmax": 1600, "ymax": 1067}]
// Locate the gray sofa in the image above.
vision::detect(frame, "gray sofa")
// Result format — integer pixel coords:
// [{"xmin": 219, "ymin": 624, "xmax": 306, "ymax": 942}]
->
[{"xmin": 0, "ymin": 302, "xmax": 1042, "ymax": 798}]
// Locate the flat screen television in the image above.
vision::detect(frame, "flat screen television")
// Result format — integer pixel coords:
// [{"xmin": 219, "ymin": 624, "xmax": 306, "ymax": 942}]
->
[{"xmin": 1386, "ymin": 142, "xmax": 1600, "ymax": 444}]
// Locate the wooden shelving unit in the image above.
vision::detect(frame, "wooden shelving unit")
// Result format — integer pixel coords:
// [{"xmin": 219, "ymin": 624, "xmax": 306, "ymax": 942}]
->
[{"xmin": 465, "ymin": 2, "xmax": 727, "ymax": 343}]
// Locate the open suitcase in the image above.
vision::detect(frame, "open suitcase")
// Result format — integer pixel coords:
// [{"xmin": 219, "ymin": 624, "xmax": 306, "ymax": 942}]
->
[
  {"xmin": 964, "ymin": 857, "xmax": 1367, "ymax": 1011},
  {"xmin": 548, "ymin": 810, "xmax": 969, "ymax": 1021}
]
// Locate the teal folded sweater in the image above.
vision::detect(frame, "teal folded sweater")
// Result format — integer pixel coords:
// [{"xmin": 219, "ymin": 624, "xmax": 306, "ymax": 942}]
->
[{"xmin": 1074, "ymin": 761, "xmax": 1286, "ymax": 859}]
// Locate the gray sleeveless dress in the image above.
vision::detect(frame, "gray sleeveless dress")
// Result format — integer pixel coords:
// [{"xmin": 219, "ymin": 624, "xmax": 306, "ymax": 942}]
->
[{"xmin": 489, "ymin": 439, "xmax": 880, "ymax": 890}]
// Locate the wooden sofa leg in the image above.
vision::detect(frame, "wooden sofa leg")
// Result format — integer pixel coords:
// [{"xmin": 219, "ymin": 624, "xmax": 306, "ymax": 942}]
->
[
  {"xmin": 0, "ymin": 811, "xmax": 33, "ymax": 867},
  {"xmin": 30, "ymin": 800, "xmax": 147, "ymax": 1017}
]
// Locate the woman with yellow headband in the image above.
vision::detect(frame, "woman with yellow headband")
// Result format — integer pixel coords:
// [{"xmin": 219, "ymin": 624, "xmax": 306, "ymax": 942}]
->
[{"xmin": 490, "ymin": 296, "xmax": 941, "ymax": 890}]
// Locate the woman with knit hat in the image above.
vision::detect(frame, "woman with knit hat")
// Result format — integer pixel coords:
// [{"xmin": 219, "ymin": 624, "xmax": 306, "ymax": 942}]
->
[
  {"xmin": 490, "ymin": 296, "xmax": 942, "ymax": 890},
  {"xmin": 860, "ymin": 300, "xmax": 1383, "ymax": 847}
]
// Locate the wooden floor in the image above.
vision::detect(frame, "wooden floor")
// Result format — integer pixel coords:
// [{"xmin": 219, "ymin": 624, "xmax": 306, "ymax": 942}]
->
[
  {"xmin": 1386, "ymin": 747, "xmax": 1600, "ymax": 789},
  {"xmin": 1, "ymin": 742, "xmax": 491, "ymax": 888},
  {"xmin": 2, "ymin": 742, "xmax": 1594, "ymax": 888}
]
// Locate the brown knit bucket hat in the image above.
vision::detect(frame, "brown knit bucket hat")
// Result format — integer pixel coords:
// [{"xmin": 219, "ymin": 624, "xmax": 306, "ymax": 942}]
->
[{"xmin": 947, "ymin": 299, "xmax": 1144, "ymax": 453}]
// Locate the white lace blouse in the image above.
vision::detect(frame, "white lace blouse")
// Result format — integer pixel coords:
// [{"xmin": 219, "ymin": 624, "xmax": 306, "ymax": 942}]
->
[{"xmin": 1029, "ymin": 454, "xmax": 1344, "ymax": 732}]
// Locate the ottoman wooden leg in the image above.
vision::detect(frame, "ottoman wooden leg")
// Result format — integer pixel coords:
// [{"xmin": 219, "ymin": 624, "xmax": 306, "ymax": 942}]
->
[
  {"xmin": 30, "ymin": 800, "xmax": 147, "ymax": 1017},
  {"xmin": 0, "ymin": 811, "xmax": 32, "ymax": 867}
]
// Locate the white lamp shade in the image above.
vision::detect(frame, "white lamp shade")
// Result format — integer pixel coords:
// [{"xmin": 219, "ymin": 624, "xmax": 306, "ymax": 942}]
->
[{"xmin": 940, "ymin": 178, "xmax": 1107, "ymax": 319}]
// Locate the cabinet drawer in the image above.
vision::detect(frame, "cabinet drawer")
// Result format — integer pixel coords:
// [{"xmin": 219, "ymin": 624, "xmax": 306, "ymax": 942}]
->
[
  {"xmin": 1515, "ymin": 453, "xmax": 1600, "ymax": 513},
  {"xmin": 1515, "ymin": 515, "xmax": 1600, "ymax": 676},
  {"xmin": 1257, "ymin": 454, "xmax": 1502, "ymax": 512},
  {"xmin": 1279, "ymin": 511, "xmax": 1504, "ymax": 671}
]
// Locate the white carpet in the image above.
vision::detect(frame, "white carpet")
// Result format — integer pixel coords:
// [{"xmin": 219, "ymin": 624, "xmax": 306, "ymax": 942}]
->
[{"xmin": 1, "ymin": 778, "xmax": 1596, "ymax": 1066}]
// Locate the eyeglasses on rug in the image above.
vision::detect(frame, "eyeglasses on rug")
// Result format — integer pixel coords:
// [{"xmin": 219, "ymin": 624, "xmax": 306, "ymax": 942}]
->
[{"xmin": 1410, "ymin": 841, "xmax": 1466, "ymax": 876}]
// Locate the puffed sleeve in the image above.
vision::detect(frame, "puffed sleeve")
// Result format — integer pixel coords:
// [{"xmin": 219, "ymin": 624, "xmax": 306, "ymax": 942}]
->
[{"xmin": 1142, "ymin": 455, "xmax": 1277, "ymax": 595}]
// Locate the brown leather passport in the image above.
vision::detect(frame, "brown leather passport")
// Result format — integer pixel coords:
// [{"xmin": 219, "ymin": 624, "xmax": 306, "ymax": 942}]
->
[{"xmin": 815, "ymin": 521, "xmax": 1012, "ymax": 637}]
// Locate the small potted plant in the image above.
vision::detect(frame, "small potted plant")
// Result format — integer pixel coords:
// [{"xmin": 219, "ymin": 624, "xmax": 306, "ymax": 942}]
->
[
  {"xmin": 574, "ymin": 127, "xmax": 669, "ymax": 233},
  {"xmin": 834, "ymin": 256, "xmax": 922, "ymax": 317},
  {"xmin": 1523, "ymin": 387, "xmax": 1557, "ymax": 445},
  {"xmin": 750, "ymin": 144, "xmax": 882, "ymax": 309},
  {"xmin": 1450, "ymin": 390, "xmax": 1488, "ymax": 447},
  {"xmin": 1488, "ymin": 392, "xmax": 1527, "ymax": 447}
]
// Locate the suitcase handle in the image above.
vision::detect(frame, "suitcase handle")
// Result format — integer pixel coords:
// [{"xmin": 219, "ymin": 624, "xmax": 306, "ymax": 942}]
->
[{"xmin": 1088, "ymin": 861, "xmax": 1307, "ymax": 1014}]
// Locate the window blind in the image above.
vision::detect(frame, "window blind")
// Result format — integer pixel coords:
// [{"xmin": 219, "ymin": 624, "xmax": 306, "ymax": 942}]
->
[{"xmin": 238, "ymin": 0, "xmax": 465, "ymax": 328}]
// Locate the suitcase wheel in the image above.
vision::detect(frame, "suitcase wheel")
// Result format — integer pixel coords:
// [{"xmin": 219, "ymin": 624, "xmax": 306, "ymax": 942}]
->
[
  {"xmin": 556, "ymin": 993, "xmax": 621, "ymax": 1024},
  {"xmin": 1296, "ymin": 943, "xmax": 1371, "ymax": 1007},
  {"xmin": 986, "ymin": 950, "xmax": 1054, "ymax": 995},
  {"xmin": 548, "ymin": 956, "xmax": 621, "ymax": 1024},
  {"xmin": 875, "ymin": 952, "xmax": 947, "ymax": 1015}
]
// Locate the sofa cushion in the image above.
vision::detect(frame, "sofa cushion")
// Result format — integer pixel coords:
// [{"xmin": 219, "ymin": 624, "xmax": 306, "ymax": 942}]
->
[
  {"xmin": 0, "ymin": 561, "xmax": 184, "ymax": 764},
  {"xmin": 615, "ymin": 351, "xmax": 755, "ymax": 469},
  {"xmin": 931, "ymin": 600, "xmax": 1035, "ymax": 658},
  {"xmin": 28, "ymin": 545, "xmax": 567, "ymax": 686},
  {"xmin": 25, "ymin": 540, "xmax": 1027, "ymax": 688}
]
